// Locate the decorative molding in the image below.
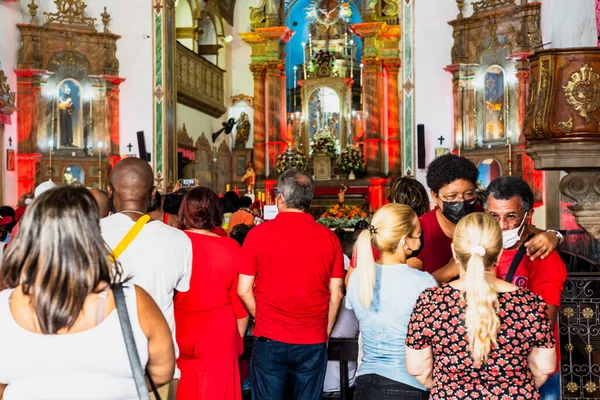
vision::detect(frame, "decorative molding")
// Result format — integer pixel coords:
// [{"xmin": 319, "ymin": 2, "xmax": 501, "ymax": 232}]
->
[
  {"xmin": 44, "ymin": 0, "xmax": 97, "ymax": 30},
  {"xmin": 0, "ymin": 70, "xmax": 17, "ymax": 115},
  {"xmin": 231, "ymin": 93, "xmax": 254, "ymax": 107},
  {"xmin": 178, "ymin": 124, "xmax": 195, "ymax": 149},
  {"xmin": 176, "ymin": 42, "xmax": 226, "ymax": 118},
  {"xmin": 555, "ymin": 117, "xmax": 574, "ymax": 134}
]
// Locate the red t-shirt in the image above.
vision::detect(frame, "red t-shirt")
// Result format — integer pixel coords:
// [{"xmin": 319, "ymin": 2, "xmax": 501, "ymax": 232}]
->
[
  {"xmin": 238, "ymin": 212, "xmax": 345, "ymax": 344},
  {"xmin": 496, "ymin": 247, "xmax": 567, "ymax": 373},
  {"xmin": 416, "ymin": 209, "xmax": 453, "ymax": 274}
]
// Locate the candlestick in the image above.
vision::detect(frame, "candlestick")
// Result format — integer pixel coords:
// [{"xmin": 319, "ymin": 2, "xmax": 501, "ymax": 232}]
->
[
  {"xmin": 97, "ymin": 141, "xmax": 104, "ymax": 189},
  {"xmin": 293, "ymin": 66, "xmax": 298, "ymax": 110},
  {"xmin": 507, "ymin": 132, "xmax": 513, "ymax": 176},
  {"xmin": 48, "ymin": 139, "xmax": 53, "ymax": 181},
  {"xmin": 309, "ymin": 33, "xmax": 313, "ymax": 57},
  {"xmin": 302, "ymin": 42, "xmax": 307, "ymax": 79},
  {"xmin": 350, "ymin": 43, "xmax": 354, "ymax": 80}
]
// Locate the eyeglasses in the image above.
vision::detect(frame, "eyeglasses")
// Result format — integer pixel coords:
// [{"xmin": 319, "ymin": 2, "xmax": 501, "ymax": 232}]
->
[
  {"xmin": 437, "ymin": 191, "xmax": 476, "ymax": 203},
  {"xmin": 487, "ymin": 211, "xmax": 525, "ymax": 227}
]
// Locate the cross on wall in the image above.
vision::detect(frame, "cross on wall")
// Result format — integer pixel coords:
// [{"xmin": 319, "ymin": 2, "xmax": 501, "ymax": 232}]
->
[
  {"xmin": 438, "ymin": 136, "xmax": 445, "ymax": 146},
  {"xmin": 127, "ymin": 143, "xmax": 133, "ymax": 152}
]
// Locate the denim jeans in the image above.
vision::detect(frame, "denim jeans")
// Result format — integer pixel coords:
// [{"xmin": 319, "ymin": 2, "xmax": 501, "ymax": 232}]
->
[
  {"xmin": 250, "ymin": 337, "xmax": 328, "ymax": 400},
  {"xmin": 539, "ymin": 372, "xmax": 561, "ymax": 400},
  {"xmin": 354, "ymin": 374, "xmax": 429, "ymax": 400}
]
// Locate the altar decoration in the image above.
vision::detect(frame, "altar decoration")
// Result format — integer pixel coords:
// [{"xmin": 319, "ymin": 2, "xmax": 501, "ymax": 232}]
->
[
  {"xmin": 317, "ymin": 204, "xmax": 367, "ymax": 229},
  {"xmin": 310, "ymin": 130, "xmax": 338, "ymax": 158},
  {"xmin": 309, "ymin": 50, "xmax": 338, "ymax": 77},
  {"xmin": 276, "ymin": 144, "xmax": 308, "ymax": 174},
  {"xmin": 337, "ymin": 145, "xmax": 366, "ymax": 174}
]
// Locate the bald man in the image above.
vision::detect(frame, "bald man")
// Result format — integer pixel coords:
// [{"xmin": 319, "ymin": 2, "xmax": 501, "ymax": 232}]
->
[
  {"xmin": 101, "ymin": 157, "xmax": 192, "ymax": 398},
  {"xmin": 90, "ymin": 189, "xmax": 110, "ymax": 219}
]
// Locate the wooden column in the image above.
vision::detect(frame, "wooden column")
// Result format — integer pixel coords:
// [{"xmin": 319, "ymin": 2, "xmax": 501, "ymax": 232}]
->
[
  {"xmin": 509, "ymin": 52, "xmax": 532, "ymax": 144},
  {"xmin": 266, "ymin": 62, "xmax": 286, "ymax": 177},
  {"xmin": 362, "ymin": 57, "xmax": 383, "ymax": 176},
  {"xmin": 384, "ymin": 58, "xmax": 401, "ymax": 175},
  {"xmin": 250, "ymin": 64, "xmax": 267, "ymax": 177}
]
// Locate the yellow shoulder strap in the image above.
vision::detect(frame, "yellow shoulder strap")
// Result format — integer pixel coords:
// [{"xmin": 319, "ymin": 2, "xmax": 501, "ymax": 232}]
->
[{"xmin": 110, "ymin": 215, "xmax": 151, "ymax": 263}]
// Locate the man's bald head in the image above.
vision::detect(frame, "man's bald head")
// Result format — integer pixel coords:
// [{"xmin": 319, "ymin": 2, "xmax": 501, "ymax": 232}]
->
[
  {"xmin": 109, "ymin": 157, "xmax": 155, "ymax": 212},
  {"xmin": 90, "ymin": 189, "xmax": 110, "ymax": 219}
]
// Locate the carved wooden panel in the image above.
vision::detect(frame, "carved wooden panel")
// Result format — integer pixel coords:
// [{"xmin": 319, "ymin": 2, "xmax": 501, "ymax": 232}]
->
[
  {"xmin": 217, "ymin": 141, "xmax": 232, "ymax": 194},
  {"xmin": 177, "ymin": 43, "xmax": 226, "ymax": 118},
  {"xmin": 194, "ymin": 134, "xmax": 213, "ymax": 190}
]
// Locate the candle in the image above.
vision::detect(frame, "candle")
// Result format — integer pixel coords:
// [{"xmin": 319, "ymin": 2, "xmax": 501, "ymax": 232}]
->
[
  {"xmin": 226, "ymin": 183, "xmax": 231, "ymax": 192},
  {"xmin": 302, "ymin": 42, "xmax": 307, "ymax": 79},
  {"xmin": 360, "ymin": 63, "xmax": 364, "ymax": 86},
  {"xmin": 507, "ymin": 132, "xmax": 513, "ymax": 176},
  {"xmin": 309, "ymin": 33, "xmax": 313, "ymax": 57}
]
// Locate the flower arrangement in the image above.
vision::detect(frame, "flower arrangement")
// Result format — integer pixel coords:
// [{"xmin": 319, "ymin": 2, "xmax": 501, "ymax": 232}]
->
[
  {"xmin": 310, "ymin": 130, "xmax": 338, "ymax": 159},
  {"xmin": 309, "ymin": 50, "xmax": 338, "ymax": 76},
  {"xmin": 317, "ymin": 204, "xmax": 368, "ymax": 229},
  {"xmin": 276, "ymin": 147, "xmax": 308, "ymax": 174},
  {"xmin": 337, "ymin": 145, "xmax": 366, "ymax": 174}
]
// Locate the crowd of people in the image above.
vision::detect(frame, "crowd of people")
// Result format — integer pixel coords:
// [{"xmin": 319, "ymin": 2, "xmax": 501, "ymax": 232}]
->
[{"xmin": 0, "ymin": 153, "xmax": 566, "ymax": 400}]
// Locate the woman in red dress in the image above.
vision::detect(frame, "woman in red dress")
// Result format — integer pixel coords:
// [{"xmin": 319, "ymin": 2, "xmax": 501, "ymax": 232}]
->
[{"xmin": 175, "ymin": 187, "xmax": 249, "ymax": 400}]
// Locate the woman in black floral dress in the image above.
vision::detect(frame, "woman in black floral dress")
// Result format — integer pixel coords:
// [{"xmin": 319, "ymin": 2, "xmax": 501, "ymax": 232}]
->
[{"xmin": 405, "ymin": 213, "xmax": 556, "ymax": 399}]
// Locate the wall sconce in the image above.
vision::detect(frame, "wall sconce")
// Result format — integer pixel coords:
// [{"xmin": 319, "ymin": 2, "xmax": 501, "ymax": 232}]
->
[{"xmin": 219, "ymin": 35, "xmax": 233, "ymax": 44}]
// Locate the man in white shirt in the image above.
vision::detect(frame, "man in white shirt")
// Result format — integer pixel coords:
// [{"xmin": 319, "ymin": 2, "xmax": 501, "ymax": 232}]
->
[{"xmin": 101, "ymin": 157, "xmax": 192, "ymax": 399}]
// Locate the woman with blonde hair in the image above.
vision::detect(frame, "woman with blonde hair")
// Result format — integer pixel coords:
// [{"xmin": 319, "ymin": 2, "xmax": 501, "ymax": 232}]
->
[
  {"xmin": 405, "ymin": 212, "xmax": 556, "ymax": 399},
  {"xmin": 346, "ymin": 203, "xmax": 437, "ymax": 400}
]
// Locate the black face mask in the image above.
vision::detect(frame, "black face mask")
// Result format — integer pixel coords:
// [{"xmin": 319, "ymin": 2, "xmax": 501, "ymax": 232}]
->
[
  {"xmin": 441, "ymin": 200, "xmax": 475, "ymax": 224},
  {"xmin": 406, "ymin": 232, "xmax": 424, "ymax": 260}
]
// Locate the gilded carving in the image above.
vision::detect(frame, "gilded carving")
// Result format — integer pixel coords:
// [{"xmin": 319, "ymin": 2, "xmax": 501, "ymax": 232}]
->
[
  {"xmin": 555, "ymin": 116, "xmax": 574, "ymax": 134},
  {"xmin": 250, "ymin": 0, "xmax": 267, "ymax": 29},
  {"xmin": 472, "ymin": 0, "xmax": 516, "ymax": 13},
  {"xmin": 178, "ymin": 124, "xmax": 195, "ymax": 148},
  {"xmin": 231, "ymin": 93, "xmax": 254, "ymax": 107},
  {"xmin": 28, "ymin": 0, "xmax": 39, "ymax": 25},
  {"xmin": 533, "ymin": 58, "xmax": 552, "ymax": 137},
  {"xmin": 382, "ymin": 0, "xmax": 399, "ymax": 18},
  {"xmin": 0, "ymin": 70, "xmax": 17, "ymax": 112},
  {"xmin": 44, "ymin": 0, "xmax": 97, "ymax": 29},
  {"xmin": 563, "ymin": 64, "xmax": 600, "ymax": 123}
]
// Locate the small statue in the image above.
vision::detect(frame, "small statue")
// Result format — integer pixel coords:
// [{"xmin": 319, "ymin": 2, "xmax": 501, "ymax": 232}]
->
[
  {"xmin": 59, "ymin": 83, "xmax": 74, "ymax": 146},
  {"xmin": 241, "ymin": 163, "xmax": 257, "ymax": 195},
  {"xmin": 234, "ymin": 112, "xmax": 251, "ymax": 149}
]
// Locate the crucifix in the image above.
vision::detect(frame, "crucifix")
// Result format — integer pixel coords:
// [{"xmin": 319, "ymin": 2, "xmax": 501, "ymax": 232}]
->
[
  {"xmin": 8, "ymin": 137, "xmax": 12, "ymax": 148},
  {"xmin": 438, "ymin": 136, "xmax": 445, "ymax": 146},
  {"xmin": 127, "ymin": 143, "xmax": 133, "ymax": 152}
]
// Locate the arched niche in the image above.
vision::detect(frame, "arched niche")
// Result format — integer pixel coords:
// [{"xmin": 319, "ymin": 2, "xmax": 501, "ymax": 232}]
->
[
  {"xmin": 477, "ymin": 158, "xmax": 502, "ymax": 188},
  {"xmin": 175, "ymin": 0, "xmax": 195, "ymax": 51},
  {"xmin": 481, "ymin": 65, "xmax": 507, "ymax": 143},
  {"xmin": 63, "ymin": 164, "xmax": 85, "ymax": 185}
]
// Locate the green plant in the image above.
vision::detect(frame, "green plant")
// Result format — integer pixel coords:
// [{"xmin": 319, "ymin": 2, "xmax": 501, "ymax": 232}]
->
[
  {"xmin": 310, "ymin": 131, "xmax": 338, "ymax": 159},
  {"xmin": 337, "ymin": 145, "xmax": 366, "ymax": 174}
]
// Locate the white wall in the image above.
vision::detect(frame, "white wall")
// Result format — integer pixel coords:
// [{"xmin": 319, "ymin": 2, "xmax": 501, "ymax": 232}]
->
[
  {"xmin": 540, "ymin": 0, "xmax": 596, "ymax": 49},
  {"xmin": 413, "ymin": 0, "xmax": 456, "ymax": 186},
  {"xmin": 177, "ymin": 103, "xmax": 230, "ymax": 150}
]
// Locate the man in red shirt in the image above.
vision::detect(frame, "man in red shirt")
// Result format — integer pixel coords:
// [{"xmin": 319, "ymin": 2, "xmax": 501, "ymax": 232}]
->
[
  {"xmin": 237, "ymin": 169, "xmax": 345, "ymax": 400},
  {"xmin": 485, "ymin": 176, "xmax": 566, "ymax": 400}
]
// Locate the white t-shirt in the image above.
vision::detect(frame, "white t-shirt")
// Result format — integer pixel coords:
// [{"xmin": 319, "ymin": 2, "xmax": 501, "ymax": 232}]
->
[
  {"xmin": 101, "ymin": 214, "xmax": 192, "ymax": 359},
  {"xmin": 0, "ymin": 284, "xmax": 148, "ymax": 400}
]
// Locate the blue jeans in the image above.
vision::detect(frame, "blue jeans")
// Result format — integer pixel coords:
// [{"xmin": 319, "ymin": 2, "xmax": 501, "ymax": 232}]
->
[
  {"xmin": 250, "ymin": 337, "xmax": 328, "ymax": 400},
  {"xmin": 539, "ymin": 372, "xmax": 560, "ymax": 400}
]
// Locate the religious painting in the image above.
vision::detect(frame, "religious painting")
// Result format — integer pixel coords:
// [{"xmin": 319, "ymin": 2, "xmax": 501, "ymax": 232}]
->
[
  {"xmin": 232, "ymin": 148, "xmax": 253, "ymax": 184},
  {"xmin": 57, "ymin": 79, "xmax": 83, "ymax": 149},
  {"xmin": 6, "ymin": 150, "xmax": 15, "ymax": 171},
  {"xmin": 484, "ymin": 66, "xmax": 506, "ymax": 141},
  {"xmin": 218, "ymin": 0, "xmax": 236, "ymax": 26},
  {"xmin": 63, "ymin": 164, "xmax": 84, "ymax": 185},
  {"xmin": 308, "ymin": 87, "xmax": 341, "ymax": 145}
]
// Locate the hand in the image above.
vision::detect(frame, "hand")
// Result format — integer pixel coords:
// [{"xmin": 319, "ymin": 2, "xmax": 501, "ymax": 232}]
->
[
  {"xmin": 172, "ymin": 180, "xmax": 184, "ymax": 192},
  {"xmin": 525, "ymin": 231, "xmax": 558, "ymax": 261}
]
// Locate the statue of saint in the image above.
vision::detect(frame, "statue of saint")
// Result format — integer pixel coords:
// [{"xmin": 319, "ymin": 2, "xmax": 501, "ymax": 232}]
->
[
  {"xmin": 241, "ymin": 163, "xmax": 257, "ymax": 195},
  {"xmin": 59, "ymin": 84, "xmax": 74, "ymax": 146},
  {"xmin": 234, "ymin": 112, "xmax": 251, "ymax": 149}
]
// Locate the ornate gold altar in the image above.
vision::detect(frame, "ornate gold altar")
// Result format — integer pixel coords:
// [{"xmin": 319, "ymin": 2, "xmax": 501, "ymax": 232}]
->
[
  {"xmin": 15, "ymin": 0, "xmax": 124, "ymax": 195},
  {"xmin": 0, "ymin": 69, "xmax": 17, "ymax": 203},
  {"xmin": 447, "ymin": 0, "xmax": 541, "ymax": 191}
]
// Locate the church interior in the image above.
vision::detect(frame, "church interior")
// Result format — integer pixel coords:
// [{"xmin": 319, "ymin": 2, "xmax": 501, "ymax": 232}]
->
[{"xmin": 2, "ymin": 0, "xmax": 600, "ymax": 395}]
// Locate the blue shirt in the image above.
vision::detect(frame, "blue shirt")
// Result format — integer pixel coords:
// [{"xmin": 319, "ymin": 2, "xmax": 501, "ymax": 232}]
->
[{"xmin": 346, "ymin": 263, "xmax": 437, "ymax": 390}]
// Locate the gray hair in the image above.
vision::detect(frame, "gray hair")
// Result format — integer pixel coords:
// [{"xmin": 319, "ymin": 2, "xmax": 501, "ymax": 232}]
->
[
  {"xmin": 484, "ymin": 176, "xmax": 534, "ymax": 211},
  {"xmin": 278, "ymin": 169, "xmax": 314, "ymax": 212}
]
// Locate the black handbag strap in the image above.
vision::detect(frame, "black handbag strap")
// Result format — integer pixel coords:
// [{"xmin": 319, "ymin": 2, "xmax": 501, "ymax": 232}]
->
[
  {"xmin": 504, "ymin": 233, "xmax": 535, "ymax": 284},
  {"xmin": 114, "ymin": 284, "xmax": 160, "ymax": 400}
]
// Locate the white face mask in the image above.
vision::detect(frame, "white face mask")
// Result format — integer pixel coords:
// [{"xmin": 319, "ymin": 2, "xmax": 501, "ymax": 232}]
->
[
  {"xmin": 24, "ymin": 198, "xmax": 33, "ymax": 205},
  {"xmin": 502, "ymin": 215, "xmax": 527, "ymax": 249}
]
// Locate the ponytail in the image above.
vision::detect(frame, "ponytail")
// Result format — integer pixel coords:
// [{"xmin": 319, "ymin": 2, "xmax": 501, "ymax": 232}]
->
[
  {"xmin": 463, "ymin": 247, "xmax": 500, "ymax": 366},
  {"xmin": 356, "ymin": 229, "xmax": 376, "ymax": 310}
]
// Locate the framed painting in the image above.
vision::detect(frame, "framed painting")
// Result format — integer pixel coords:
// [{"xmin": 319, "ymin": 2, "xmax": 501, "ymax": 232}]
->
[{"xmin": 6, "ymin": 149, "xmax": 14, "ymax": 171}]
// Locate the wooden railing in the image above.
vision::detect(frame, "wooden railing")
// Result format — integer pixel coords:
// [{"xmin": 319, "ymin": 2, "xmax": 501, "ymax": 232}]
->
[{"xmin": 176, "ymin": 42, "xmax": 227, "ymax": 118}]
